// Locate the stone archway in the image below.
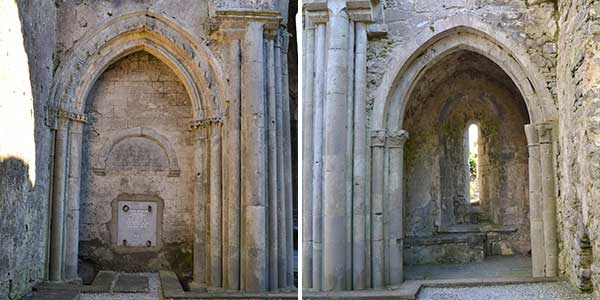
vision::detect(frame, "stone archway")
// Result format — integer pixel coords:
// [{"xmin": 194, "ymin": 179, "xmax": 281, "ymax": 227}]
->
[
  {"xmin": 46, "ymin": 9, "xmax": 294, "ymax": 293},
  {"xmin": 401, "ymin": 49, "xmax": 531, "ymax": 274},
  {"xmin": 371, "ymin": 17, "xmax": 559, "ymax": 285},
  {"xmin": 46, "ymin": 12, "xmax": 225, "ymax": 285}
]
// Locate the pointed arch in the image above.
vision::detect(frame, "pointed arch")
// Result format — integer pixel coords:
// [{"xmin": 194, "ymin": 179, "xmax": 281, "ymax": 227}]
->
[
  {"xmin": 50, "ymin": 12, "xmax": 227, "ymax": 119},
  {"xmin": 372, "ymin": 16, "xmax": 557, "ymax": 131}
]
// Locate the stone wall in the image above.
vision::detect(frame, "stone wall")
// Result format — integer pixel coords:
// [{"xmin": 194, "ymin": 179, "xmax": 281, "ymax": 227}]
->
[
  {"xmin": 55, "ymin": 1, "xmax": 211, "ymax": 65},
  {"xmin": 79, "ymin": 52, "xmax": 194, "ymax": 280},
  {"xmin": 367, "ymin": 0, "xmax": 559, "ymax": 117},
  {"xmin": 557, "ymin": 0, "xmax": 598, "ymax": 294},
  {"xmin": 0, "ymin": 1, "xmax": 56, "ymax": 299}
]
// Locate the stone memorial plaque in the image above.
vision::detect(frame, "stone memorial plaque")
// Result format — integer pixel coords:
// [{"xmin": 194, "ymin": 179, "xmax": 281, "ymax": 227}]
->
[{"xmin": 117, "ymin": 201, "xmax": 157, "ymax": 248}]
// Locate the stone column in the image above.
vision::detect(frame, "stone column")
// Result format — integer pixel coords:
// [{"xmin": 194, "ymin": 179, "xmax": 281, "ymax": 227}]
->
[
  {"xmin": 225, "ymin": 38, "xmax": 241, "ymax": 291},
  {"xmin": 370, "ymin": 129, "xmax": 386, "ymax": 288},
  {"xmin": 322, "ymin": 0, "xmax": 350, "ymax": 290},
  {"xmin": 302, "ymin": 16, "xmax": 315, "ymax": 289},
  {"xmin": 275, "ymin": 30, "xmax": 288, "ymax": 290},
  {"xmin": 352, "ymin": 21, "xmax": 368, "ymax": 290},
  {"xmin": 386, "ymin": 130, "xmax": 409, "ymax": 286},
  {"xmin": 209, "ymin": 122, "xmax": 223, "ymax": 288},
  {"xmin": 241, "ymin": 21, "xmax": 268, "ymax": 292},
  {"xmin": 64, "ymin": 119, "xmax": 85, "ymax": 282},
  {"xmin": 524, "ymin": 124, "xmax": 545, "ymax": 277},
  {"xmin": 345, "ymin": 21, "xmax": 355, "ymax": 290},
  {"xmin": 266, "ymin": 36, "xmax": 279, "ymax": 290},
  {"xmin": 192, "ymin": 125, "xmax": 209, "ymax": 288},
  {"xmin": 312, "ymin": 22, "xmax": 326, "ymax": 290},
  {"xmin": 537, "ymin": 122, "xmax": 558, "ymax": 277},
  {"xmin": 281, "ymin": 30, "xmax": 295, "ymax": 289},
  {"xmin": 49, "ymin": 116, "xmax": 69, "ymax": 282}
]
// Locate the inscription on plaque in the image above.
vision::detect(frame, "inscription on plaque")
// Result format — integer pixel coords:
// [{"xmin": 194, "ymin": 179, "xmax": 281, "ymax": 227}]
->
[{"xmin": 117, "ymin": 201, "xmax": 157, "ymax": 248}]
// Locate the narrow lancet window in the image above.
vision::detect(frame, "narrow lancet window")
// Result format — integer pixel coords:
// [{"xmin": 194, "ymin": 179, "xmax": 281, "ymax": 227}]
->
[{"xmin": 466, "ymin": 123, "xmax": 480, "ymax": 204}]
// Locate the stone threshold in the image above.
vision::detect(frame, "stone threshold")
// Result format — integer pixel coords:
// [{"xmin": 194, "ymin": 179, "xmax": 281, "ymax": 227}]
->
[
  {"xmin": 159, "ymin": 271, "xmax": 298, "ymax": 299},
  {"xmin": 302, "ymin": 276, "xmax": 563, "ymax": 299},
  {"xmin": 34, "ymin": 271, "xmax": 116, "ymax": 293}
]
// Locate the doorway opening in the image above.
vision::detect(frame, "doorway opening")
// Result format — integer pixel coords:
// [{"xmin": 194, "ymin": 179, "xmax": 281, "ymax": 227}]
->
[{"xmin": 402, "ymin": 50, "xmax": 531, "ymax": 280}]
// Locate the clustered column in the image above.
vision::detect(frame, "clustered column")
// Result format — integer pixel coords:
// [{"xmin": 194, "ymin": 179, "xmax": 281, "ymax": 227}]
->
[
  {"xmin": 48, "ymin": 108, "xmax": 87, "ymax": 283},
  {"xmin": 524, "ymin": 122, "xmax": 558, "ymax": 278},
  {"xmin": 207, "ymin": 9, "xmax": 294, "ymax": 292},
  {"xmin": 303, "ymin": 0, "xmax": 382, "ymax": 291}
]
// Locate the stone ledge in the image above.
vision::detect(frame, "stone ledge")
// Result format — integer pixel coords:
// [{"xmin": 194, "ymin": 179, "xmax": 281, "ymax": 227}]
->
[
  {"xmin": 302, "ymin": 277, "xmax": 563, "ymax": 299},
  {"xmin": 23, "ymin": 290, "xmax": 80, "ymax": 300},
  {"xmin": 159, "ymin": 271, "xmax": 297, "ymax": 299},
  {"xmin": 33, "ymin": 270, "xmax": 116, "ymax": 293}
]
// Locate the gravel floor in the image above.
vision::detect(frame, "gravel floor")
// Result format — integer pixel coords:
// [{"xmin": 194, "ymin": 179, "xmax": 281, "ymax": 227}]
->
[
  {"xmin": 417, "ymin": 282, "xmax": 592, "ymax": 300},
  {"xmin": 81, "ymin": 273, "xmax": 160, "ymax": 300}
]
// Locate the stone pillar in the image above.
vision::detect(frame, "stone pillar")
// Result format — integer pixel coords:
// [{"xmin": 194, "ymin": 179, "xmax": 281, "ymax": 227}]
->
[
  {"xmin": 241, "ymin": 21, "xmax": 268, "ymax": 292},
  {"xmin": 352, "ymin": 21, "xmax": 368, "ymax": 290},
  {"xmin": 192, "ymin": 125, "xmax": 209, "ymax": 288},
  {"xmin": 322, "ymin": 0, "xmax": 350, "ymax": 290},
  {"xmin": 64, "ymin": 120, "xmax": 84, "ymax": 282},
  {"xmin": 525, "ymin": 124, "xmax": 546, "ymax": 277},
  {"xmin": 370, "ymin": 129, "xmax": 386, "ymax": 288},
  {"xmin": 302, "ymin": 16, "xmax": 315, "ymax": 289},
  {"xmin": 209, "ymin": 122, "xmax": 223, "ymax": 288},
  {"xmin": 386, "ymin": 130, "xmax": 409, "ymax": 286},
  {"xmin": 311, "ymin": 22, "xmax": 326, "ymax": 290},
  {"xmin": 537, "ymin": 122, "xmax": 558, "ymax": 277},
  {"xmin": 49, "ymin": 116, "xmax": 69, "ymax": 282},
  {"xmin": 281, "ymin": 30, "xmax": 295, "ymax": 289},
  {"xmin": 345, "ymin": 20, "xmax": 355, "ymax": 290},
  {"xmin": 266, "ymin": 36, "xmax": 279, "ymax": 290},
  {"xmin": 275, "ymin": 30, "xmax": 288, "ymax": 290},
  {"xmin": 225, "ymin": 38, "xmax": 241, "ymax": 291}
]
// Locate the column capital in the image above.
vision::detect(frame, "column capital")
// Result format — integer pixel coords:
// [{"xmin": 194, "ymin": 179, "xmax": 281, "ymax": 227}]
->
[
  {"xmin": 46, "ymin": 106, "xmax": 88, "ymax": 128},
  {"xmin": 190, "ymin": 116, "xmax": 223, "ymax": 130},
  {"xmin": 304, "ymin": 0, "xmax": 378, "ymax": 23},
  {"xmin": 536, "ymin": 122, "xmax": 555, "ymax": 144},
  {"xmin": 214, "ymin": 9, "xmax": 282, "ymax": 40},
  {"xmin": 386, "ymin": 130, "xmax": 409, "ymax": 148},
  {"xmin": 370, "ymin": 129, "xmax": 387, "ymax": 147}
]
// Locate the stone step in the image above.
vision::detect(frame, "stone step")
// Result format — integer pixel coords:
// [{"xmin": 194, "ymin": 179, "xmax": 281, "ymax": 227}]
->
[
  {"xmin": 404, "ymin": 233, "xmax": 486, "ymax": 265},
  {"xmin": 113, "ymin": 273, "xmax": 149, "ymax": 293},
  {"xmin": 23, "ymin": 290, "xmax": 80, "ymax": 300}
]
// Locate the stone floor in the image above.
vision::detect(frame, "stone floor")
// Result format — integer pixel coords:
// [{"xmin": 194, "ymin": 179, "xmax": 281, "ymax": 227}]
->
[
  {"xmin": 81, "ymin": 273, "xmax": 160, "ymax": 300},
  {"xmin": 417, "ymin": 282, "xmax": 592, "ymax": 300},
  {"xmin": 405, "ymin": 255, "xmax": 532, "ymax": 280}
]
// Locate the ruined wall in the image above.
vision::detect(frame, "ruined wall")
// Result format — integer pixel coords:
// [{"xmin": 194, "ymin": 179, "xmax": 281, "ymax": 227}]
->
[
  {"xmin": 402, "ymin": 51, "xmax": 530, "ymax": 265},
  {"xmin": 557, "ymin": 0, "xmax": 599, "ymax": 294},
  {"xmin": 0, "ymin": 1, "xmax": 56, "ymax": 299},
  {"xmin": 367, "ymin": 0, "xmax": 559, "ymax": 117},
  {"xmin": 79, "ymin": 52, "xmax": 194, "ymax": 280},
  {"xmin": 55, "ymin": 1, "xmax": 210, "ymax": 63}
]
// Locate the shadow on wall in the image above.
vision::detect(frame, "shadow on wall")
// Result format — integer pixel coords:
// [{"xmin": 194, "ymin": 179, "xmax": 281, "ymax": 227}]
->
[
  {"xmin": 0, "ymin": 156, "xmax": 39, "ymax": 299},
  {"xmin": 0, "ymin": 0, "xmax": 56, "ymax": 299}
]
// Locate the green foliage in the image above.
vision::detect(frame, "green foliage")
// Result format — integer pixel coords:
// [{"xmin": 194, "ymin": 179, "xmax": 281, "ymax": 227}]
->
[{"xmin": 469, "ymin": 152, "xmax": 478, "ymax": 179}]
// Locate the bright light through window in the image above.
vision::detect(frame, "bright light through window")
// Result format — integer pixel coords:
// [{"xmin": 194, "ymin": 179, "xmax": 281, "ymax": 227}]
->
[{"xmin": 468, "ymin": 124, "xmax": 479, "ymax": 203}]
